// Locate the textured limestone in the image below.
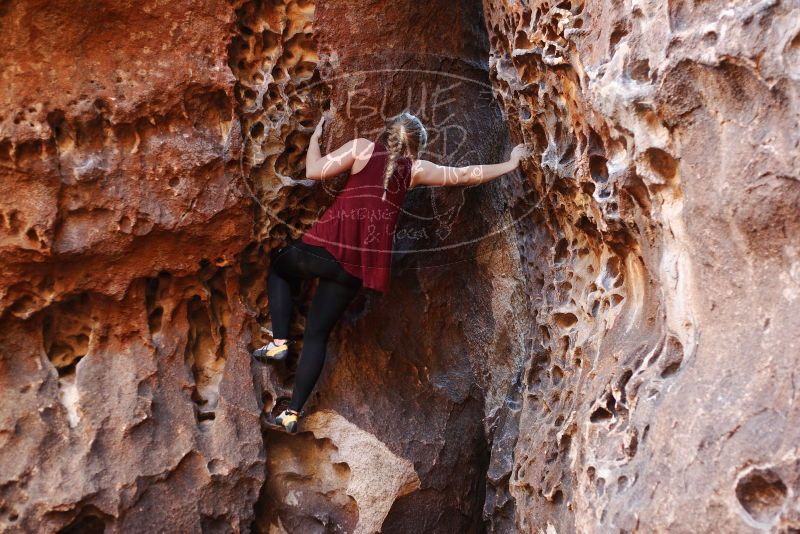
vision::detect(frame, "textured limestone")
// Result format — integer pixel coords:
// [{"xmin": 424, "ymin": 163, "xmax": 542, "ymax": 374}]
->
[
  {"xmin": 2, "ymin": 0, "xmax": 799, "ymax": 532},
  {"xmin": 1, "ymin": 0, "xmax": 522, "ymax": 532},
  {"xmin": 251, "ymin": 1, "xmax": 525, "ymax": 532},
  {"xmin": 261, "ymin": 410, "xmax": 420, "ymax": 534},
  {"xmin": 482, "ymin": 0, "xmax": 800, "ymax": 531},
  {"xmin": 0, "ymin": 0, "xmax": 267, "ymax": 531}
]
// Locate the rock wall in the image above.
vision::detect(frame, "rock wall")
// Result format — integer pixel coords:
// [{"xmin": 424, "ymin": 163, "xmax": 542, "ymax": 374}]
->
[
  {"xmin": 1, "ymin": 0, "xmax": 798, "ymax": 532},
  {"xmin": 0, "ymin": 1, "xmax": 265, "ymax": 532},
  {"xmin": 1, "ymin": 0, "xmax": 526, "ymax": 532},
  {"xmin": 482, "ymin": 0, "xmax": 800, "ymax": 531},
  {"xmin": 250, "ymin": 1, "xmax": 527, "ymax": 532}
]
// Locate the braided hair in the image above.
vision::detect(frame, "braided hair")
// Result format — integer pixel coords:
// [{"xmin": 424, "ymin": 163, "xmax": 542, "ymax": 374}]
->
[{"xmin": 379, "ymin": 112, "xmax": 428, "ymax": 201}]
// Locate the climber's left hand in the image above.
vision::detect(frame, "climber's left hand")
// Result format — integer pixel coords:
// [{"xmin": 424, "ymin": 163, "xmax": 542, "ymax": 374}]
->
[{"xmin": 312, "ymin": 117, "xmax": 325, "ymax": 139}]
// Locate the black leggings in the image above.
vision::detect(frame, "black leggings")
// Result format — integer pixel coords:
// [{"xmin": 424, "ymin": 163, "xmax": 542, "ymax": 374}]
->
[{"xmin": 268, "ymin": 238, "xmax": 362, "ymax": 411}]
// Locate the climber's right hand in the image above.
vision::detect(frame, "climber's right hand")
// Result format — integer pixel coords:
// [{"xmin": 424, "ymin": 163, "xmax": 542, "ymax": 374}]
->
[{"xmin": 510, "ymin": 143, "xmax": 528, "ymax": 166}]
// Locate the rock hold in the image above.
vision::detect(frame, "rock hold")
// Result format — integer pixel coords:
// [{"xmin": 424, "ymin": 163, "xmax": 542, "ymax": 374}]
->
[{"xmin": 1, "ymin": 0, "xmax": 799, "ymax": 532}]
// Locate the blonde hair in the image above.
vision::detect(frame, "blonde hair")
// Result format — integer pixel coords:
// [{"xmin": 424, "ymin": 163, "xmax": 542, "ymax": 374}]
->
[{"xmin": 379, "ymin": 112, "xmax": 428, "ymax": 201}]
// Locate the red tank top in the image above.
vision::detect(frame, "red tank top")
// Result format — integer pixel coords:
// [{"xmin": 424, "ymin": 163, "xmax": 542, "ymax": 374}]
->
[{"xmin": 301, "ymin": 142, "xmax": 411, "ymax": 293}]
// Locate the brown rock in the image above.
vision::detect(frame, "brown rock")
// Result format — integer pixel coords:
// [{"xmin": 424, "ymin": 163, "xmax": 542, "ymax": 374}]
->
[
  {"xmin": 1, "ymin": 1, "xmax": 263, "ymax": 531},
  {"xmin": 2, "ymin": 0, "xmax": 799, "ymax": 532},
  {"xmin": 482, "ymin": 0, "xmax": 800, "ymax": 531}
]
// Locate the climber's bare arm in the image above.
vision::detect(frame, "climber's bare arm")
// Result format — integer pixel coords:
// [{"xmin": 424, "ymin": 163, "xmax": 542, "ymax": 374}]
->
[
  {"xmin": 305, "ymin": 118, "xmax": 373, "ymax": 180},
  {"xmin": 409, "ymin": 144, "xmax": 527, "ymax": 188}
]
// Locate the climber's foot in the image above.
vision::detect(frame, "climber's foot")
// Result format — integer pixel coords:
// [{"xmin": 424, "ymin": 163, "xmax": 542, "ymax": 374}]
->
[
  {"xmin": 271, "ymin": 409, "xmax": 300, "ymax": 434},
  {"xmin": 252, "ymin": 339, "xmax": 291, "ymax": 362},
  {"xmin": 275, "ymin": 409, "xmax": 300, "ymax": 433}
]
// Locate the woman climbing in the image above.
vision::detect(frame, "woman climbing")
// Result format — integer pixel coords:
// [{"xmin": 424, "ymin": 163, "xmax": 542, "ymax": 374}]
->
[{"xmin": 253, "ymin": 111, "xmax": 527, "ymax": 433}]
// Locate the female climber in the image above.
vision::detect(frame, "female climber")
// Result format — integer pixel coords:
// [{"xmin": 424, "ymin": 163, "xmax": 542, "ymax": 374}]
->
[{"xmin": 253, "ymin": 111, "xmax": 527, "ymax": 433}]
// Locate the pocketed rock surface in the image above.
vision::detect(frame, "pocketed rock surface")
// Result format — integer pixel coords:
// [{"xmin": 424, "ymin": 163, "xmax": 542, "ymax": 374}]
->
[
  {"xmin": 0, "ymin": 0, "xmax": 798, "ymax": 532},
  {"xmin": 482, "ymin": 0, "xmax": 800, "ymax": 531}
]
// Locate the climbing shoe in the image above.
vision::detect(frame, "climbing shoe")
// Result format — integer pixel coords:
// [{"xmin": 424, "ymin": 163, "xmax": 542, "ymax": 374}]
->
[
  {"xmin": 274, "ymin": 409, "xmax": 300, "ymax": 434},
  {"xmin": 252, "ymin": 339, "xmax": 291, "ymax": 362}
]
